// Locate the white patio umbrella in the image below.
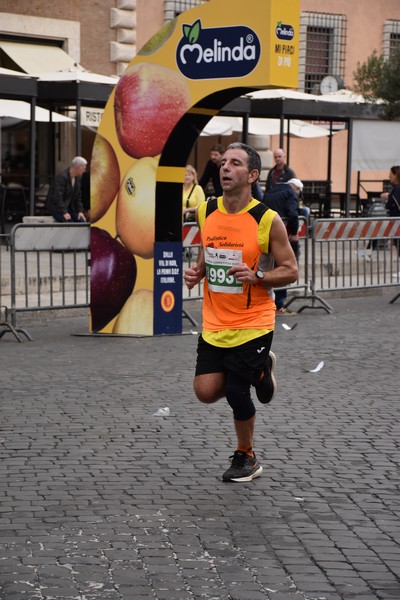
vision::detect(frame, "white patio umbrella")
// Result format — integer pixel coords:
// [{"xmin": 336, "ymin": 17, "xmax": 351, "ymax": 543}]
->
[
  {"xmin": 246, "ymin": 118, "xmax": 331, "ymax": 138},
  {"xmin": 200, "ymin": 116, "xmax": 242, "ymax": 136},
  {"xmin": 246, "ymin": 88, "xmax": 321, "ymax": 101},
  {"xmin": 0, "ymin": 99, "xmax": 74, "ymax": 122},
  {"xmin": 201, "ymin": 115, "xmax": 331, "ymax": 139},
  {"xmin": 287, "ymin": 119, "xmax": 332, "ymax": 138},
  {"xmin": 317, "ymin": 89, "xmax": 373, "ymax": 103}
]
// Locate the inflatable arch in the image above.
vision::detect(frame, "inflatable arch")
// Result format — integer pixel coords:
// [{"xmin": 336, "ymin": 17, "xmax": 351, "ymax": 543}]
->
[{"xmin": 90, "ymin": 0, "xmax": 300, "ymax": 336}]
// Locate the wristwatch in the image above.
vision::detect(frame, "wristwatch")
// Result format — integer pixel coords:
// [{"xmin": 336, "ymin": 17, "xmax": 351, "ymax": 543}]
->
[{"xmin": 255, "ymin": 270, "xmax": 264, "ymax": 281}]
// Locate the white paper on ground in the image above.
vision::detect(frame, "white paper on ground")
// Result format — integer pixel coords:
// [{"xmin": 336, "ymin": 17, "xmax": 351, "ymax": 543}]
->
[
  {"xmin": 152, "ymin": 407, "xmax": 170, "ymax": 416},
  {"xmin": 308, "ymin": 361, "xmax": 324, "ymax": 373}
]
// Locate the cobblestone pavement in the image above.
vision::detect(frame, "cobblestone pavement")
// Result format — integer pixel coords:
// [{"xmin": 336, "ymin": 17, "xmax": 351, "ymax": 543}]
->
[{"xmin": 0, "ymin": 291, "xmax": 399, "ymax": 600}]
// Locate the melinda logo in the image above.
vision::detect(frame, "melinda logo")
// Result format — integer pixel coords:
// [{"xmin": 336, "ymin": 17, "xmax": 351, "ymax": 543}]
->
[
  {"xmin": 176, "ymin": 19, "xmax": 260, "ymax": 79},
  {"xmin": 276, "ymin": 21, "xmax": 294, "ymax": 40}
]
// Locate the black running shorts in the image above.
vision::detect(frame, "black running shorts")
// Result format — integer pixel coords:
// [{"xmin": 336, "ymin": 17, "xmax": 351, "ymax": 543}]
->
[{"xmin": 195, "ymin": 332, "xmax": 273, "ymax": 386}]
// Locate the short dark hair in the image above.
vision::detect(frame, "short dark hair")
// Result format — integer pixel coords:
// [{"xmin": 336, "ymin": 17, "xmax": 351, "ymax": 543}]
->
[
  {"xmin": 211, "ymin": 144, "xmax": 225, "ymax": 154},
  {"xmin": 390, "ymin": 165, "xmax": 400, "ymax": 178},
  {"xmin": 226, "ymin": 142, "xmax": 262, "ymax": 177}
]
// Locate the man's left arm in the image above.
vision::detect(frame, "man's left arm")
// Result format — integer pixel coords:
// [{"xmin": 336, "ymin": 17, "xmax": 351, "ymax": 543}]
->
[
  {"xmin": 227, "ymin": 214, "xmax": 298, "ymax": 287},
  {"xmin": 266, "ymin": 215, "xmax": 298, "ymax": 286}
]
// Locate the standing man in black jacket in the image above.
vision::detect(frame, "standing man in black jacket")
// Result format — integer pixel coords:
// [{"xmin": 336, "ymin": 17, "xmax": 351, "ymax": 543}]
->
[
  {"xmin": 199, "ymin": 144, "xmax": 225, "ymax": 198},
  {"xmin": 46, "ymin": 156, "xmax": 87, "ymax": 222},
  {"xmin": 263, "ymin": 178, "xmax": 302, "ymax": 313}
]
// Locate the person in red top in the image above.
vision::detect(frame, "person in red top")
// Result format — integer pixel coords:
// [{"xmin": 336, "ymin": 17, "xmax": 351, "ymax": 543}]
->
[{"xmin": 184, "ymin": 143, "xmax": 298, "ymax": 482}]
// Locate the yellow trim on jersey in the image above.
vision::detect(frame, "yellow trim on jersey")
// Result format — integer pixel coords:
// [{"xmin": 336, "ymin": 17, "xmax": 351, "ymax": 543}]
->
[
  {"xmin": 198, "ymin": 196, "xmax": 276, "ymax": 254},
  {"xmin": 203, "ymin": 327, "xmax": 272, "ymax": 348}
]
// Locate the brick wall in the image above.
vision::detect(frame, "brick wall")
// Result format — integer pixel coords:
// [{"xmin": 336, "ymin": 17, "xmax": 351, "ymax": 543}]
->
[{"xmin": 0, "ymin": 1, "xmax": 118, "ymax": 75}]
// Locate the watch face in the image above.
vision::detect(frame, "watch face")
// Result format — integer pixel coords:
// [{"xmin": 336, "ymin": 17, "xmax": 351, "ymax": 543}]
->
[
  {"xmin": 256, "ymin": 270, "xmax": 264, "ymax": 279},
  {"xmin": 320, "ymin": 75, "xmax": 339, "ymax": 95}
]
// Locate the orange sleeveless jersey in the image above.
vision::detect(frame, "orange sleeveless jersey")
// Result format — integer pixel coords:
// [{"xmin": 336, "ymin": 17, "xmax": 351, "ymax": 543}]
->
[{"xmin": 198, "ymin": 197, "xmax": 277, "ymax": 342}]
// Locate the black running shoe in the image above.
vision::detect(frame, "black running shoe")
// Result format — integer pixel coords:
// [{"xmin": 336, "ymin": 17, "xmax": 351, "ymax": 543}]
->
[
  {"xmin": 255, "ymin": 351, "xmax": 277, "ymax": 404},
  {"xmin": 222, "ymin": 451, "xmax": 263, "ymax": 482}
]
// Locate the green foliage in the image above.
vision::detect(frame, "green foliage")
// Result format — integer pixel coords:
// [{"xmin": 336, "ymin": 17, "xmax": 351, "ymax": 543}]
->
[{"xmin": 353, "ymin": 46, "xmax": 400, "ymax": 119}]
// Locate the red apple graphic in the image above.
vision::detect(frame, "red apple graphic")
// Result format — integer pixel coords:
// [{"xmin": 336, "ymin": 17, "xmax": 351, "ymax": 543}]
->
[
  {"xmin": 90, "ymin": 227, "xmax": 137, "ymax": 332},
  {"xmin": 114, "ymin": 62, "xmax": 191, "ymax": 158}
]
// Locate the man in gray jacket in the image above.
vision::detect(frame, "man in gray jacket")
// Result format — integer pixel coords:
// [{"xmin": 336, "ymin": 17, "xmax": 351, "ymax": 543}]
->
[{"xmin": 46, "ymin": 156, "xmax": 87, "ymax": 222}]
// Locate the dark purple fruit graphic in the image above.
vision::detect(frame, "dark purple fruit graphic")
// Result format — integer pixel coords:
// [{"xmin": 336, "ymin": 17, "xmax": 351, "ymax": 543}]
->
[{"xmin": 90, "ymin": 226, "xmax": 137, "ymax": 332}]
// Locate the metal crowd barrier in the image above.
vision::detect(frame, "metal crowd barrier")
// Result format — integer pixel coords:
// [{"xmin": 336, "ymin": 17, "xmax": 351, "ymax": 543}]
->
[
  {"xmin": 2, "ymin": 217, "xmax": 398, "ymax": 343},
  {"xmin": 182, "ymin": 222, "xmax": 203, "ymax": 326},
  {"xmin": 286, "ymin": 217, "xmax": 400, "ymax": 313},
  {"xmin": 2, "ymin": 222, "xmax": 90, "ymax": 341},
  {"xmin": 0, "ymin": 233, "xmax": 23, "ymax": 341}
]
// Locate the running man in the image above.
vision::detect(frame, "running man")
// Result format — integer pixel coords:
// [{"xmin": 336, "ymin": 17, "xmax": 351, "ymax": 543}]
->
[{"xmin": 184, "ymin": 142, "xmax": 298, "ymax": 482}]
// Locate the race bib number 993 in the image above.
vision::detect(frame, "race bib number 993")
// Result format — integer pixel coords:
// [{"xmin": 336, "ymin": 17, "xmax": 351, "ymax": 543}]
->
[{"xmin": 204, "ymin": 248, "xmax": 243, "ymax": 294}]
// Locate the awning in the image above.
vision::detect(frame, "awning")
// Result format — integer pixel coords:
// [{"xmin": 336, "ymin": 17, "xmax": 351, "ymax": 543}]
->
[
  {"xmin": 36, "ymin": 69, "xmax": 119, "ymax": 85},
  {"xmin": 0, "ymin": 99, "xmax": 74, "ymax": 122},
  {"xmin": 0, "ymin": 67, "xmax": 38, "ymax": 99},
  {"xmin": 0, "ymin": 41, "xmax": 78, "ymax": 74},
  {"xmin": 0, "ymin": 66, "xmax": 34, "ymax": 77}
]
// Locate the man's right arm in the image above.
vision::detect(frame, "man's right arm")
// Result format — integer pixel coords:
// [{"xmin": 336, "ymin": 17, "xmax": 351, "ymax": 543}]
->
[{"xmin": 183, "ymin": 248, "xmax": 206, "ymax": 290}]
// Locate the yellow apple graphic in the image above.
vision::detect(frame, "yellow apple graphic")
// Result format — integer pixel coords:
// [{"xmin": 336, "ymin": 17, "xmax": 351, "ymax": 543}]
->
[
  {"xmin": 90, "ymin": 134, "xmax": 120, "ymax": 223},
  {"xmin": 112, "ymin": 288, "xmax": 153, "ymax": 335},
  {"xmin": 116, "ymin": 157, "xmax": 157, "ymax": 259}
]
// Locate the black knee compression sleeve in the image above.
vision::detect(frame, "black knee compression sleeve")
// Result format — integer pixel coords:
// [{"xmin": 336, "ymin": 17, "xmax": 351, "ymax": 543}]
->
[{"xmin": 225, "ymin": 370, "xmax": 255, "ymax": 421}]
